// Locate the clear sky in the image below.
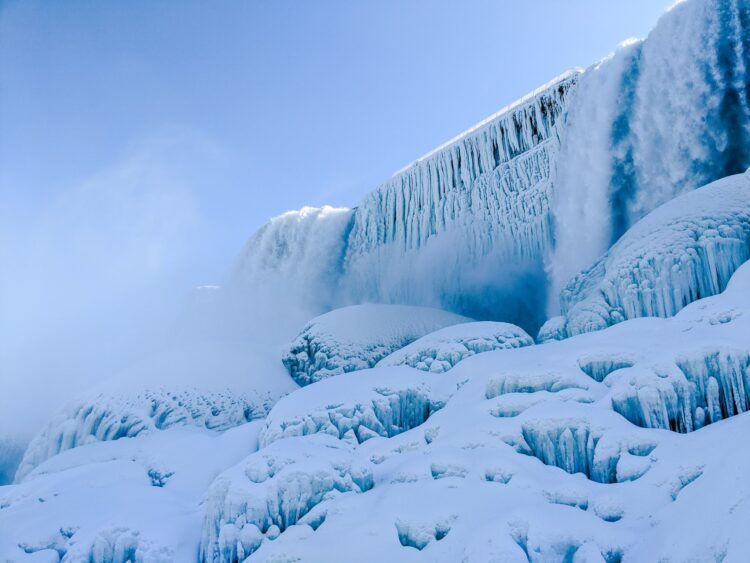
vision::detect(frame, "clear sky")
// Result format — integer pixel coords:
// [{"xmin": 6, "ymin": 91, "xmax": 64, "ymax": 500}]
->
[{"xmin": 0, "ymin": 0, "xmax": 674, "ymax": 433}]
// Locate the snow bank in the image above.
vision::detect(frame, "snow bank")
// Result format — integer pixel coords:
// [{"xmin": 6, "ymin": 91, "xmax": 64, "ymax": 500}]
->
[
  {"xmin": 376, "ymin": 321, "xmax": 533, "ymax": 373},
  {"xmin": 0, "ymin": 422, "xmax": 263, "ymax": 562},
  {"xmin": 282, "ymin": 304, "xmax": 470, "ymax": 385}
]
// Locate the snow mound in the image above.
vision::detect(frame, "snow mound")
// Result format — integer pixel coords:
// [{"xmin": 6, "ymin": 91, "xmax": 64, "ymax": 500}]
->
[
  {"xmin": 376, "ymin": 321, "xmax": 533, "ymax": 373},
  {"xmin": 199, "ymin": 435, "xmax": 372, "ymax": 562},
  {"xmin": 547, "ymin": 170, "xmax": 750, "ymax": 340},
  {"xmin": 282, "ymin": 304, "xmax": 470, "ymax": 385},
  {"xmin": 259, "ymin": 366, "xmax": 449, "ymax": 448},
  {"xmin": 15, "ymin": 341, "xmax": 295, "ymax": 482}
]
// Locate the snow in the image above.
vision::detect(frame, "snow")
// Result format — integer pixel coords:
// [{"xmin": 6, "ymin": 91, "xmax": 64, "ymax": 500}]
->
[
  {"xmin": 15, "ymin": 341, "xmax": 296, "ymax": 482},
  {"xmin": 282, "ymin": 304, "xmax": 470, "ymax": 385},
  {"xmin": 376, "ymin": 321, "xmax": 533, "ymax": 373},
  {"xmin": 547, "ymin": 170, "xmax": 750, "ymax": 339}
]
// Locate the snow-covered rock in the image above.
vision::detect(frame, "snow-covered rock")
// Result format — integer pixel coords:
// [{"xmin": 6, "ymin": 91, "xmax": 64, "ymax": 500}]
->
[
  {"xmin": 259, "ymin": 366, "xmax": 450, "ymax": 448},
  {"xmin": 15, "ymin": 341, "xmax": 295, "ymax": 482},
  {"xmin": 548, "ymin": 170, "xmax": 750, "ymax": 340},
  {"xmin": 199, "ymin": 435, "xmax": 372, "ymax": 562},
  {"xmin": 282, "ymin": 304, "xmax": 470, "ymax": 385},
  {"xmin": 376, "ymin": 321, "xmax": 533, "ymax": 373}
]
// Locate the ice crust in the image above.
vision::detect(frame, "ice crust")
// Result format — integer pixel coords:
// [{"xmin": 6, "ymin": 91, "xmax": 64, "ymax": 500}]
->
[
  {"xmin": 282, "ymin": 304, "xmax": 470, "ymax": 385},
  {"xmin": 375, "ymin": 321, "xmax": 533, "ymax": 373}
]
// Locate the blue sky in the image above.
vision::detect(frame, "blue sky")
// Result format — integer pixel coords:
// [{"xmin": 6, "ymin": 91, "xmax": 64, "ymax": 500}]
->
[{"xmin": 0, "ymin": 0, "xmax": 673, "ymax": 432}]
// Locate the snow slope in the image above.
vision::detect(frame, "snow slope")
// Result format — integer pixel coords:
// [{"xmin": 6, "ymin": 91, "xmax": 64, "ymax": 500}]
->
[
  {"xmin": 541, "ymin": 169, "xmax": 750, "ymax": 340},
  {"xmin": 198, "ymin": 260, "xmax": 750, "ymax": 562},
  {"xmin": 282, "ymin": 304, "xmax": 470, "ymax": 385}
]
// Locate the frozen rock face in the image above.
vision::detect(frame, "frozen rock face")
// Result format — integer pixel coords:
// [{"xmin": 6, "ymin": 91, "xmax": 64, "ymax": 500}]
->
[
  {"xmin": 376, "ymin": 321, "xmax": 533, "ymax": 373},
  {"xmin": 282, "ymin": 304, "xmax": 470, "ymax": 385},
  {"xmin": 15, "ymin": 341, "xmax": 295, "ymax": 482},
  {"xmin": 549, "ymin": 171, "xmax": 750, "ymax": 339},
  {"xmin": 341, "ymin": 72, "xmax": 578, "ymax": 330}
]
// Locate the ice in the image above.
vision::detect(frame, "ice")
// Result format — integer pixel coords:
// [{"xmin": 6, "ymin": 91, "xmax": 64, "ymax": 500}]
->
[
  {"xmin": 375, "ymin": 321, "xmax": 533, "ymax": 373},
  {"xmin": 0, "ymin": 437, "xmax": 25, "ymax": 486},
  {"xmin": 550, "ymin": 170, "xmax": 750, "ymax": 339},
  {"xmin": 282, "ymin": 304, "xmax": 469, "ymax": 385},
  {"xmin": 230, "ymin": 205, "xmax": 353, "ymax": 313}
]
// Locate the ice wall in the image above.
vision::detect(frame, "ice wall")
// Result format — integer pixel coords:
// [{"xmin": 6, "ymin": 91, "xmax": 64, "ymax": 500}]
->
[{"xmin": 341, "ymin": 72, "xmax": 578, "ymax": 331}]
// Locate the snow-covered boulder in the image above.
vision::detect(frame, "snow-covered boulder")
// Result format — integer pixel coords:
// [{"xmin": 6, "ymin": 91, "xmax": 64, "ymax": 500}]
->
[
  {"xmin": 199, "ymin": 434, "xmax": 373, "ymax": 562},
  {"xmin": 376, "ymin": 321, "xmax": 533, "ymax": 373},
  {"xmin": 15, "ymin": 341, "xmax": 295, "ymax": 482},
  {"xmin": 282, "ymin": 304, "xmax": 470, "ymax": 385},
  {"xmin": 548, "ymin": 170, "xmax": 750, "ymax": 340}
]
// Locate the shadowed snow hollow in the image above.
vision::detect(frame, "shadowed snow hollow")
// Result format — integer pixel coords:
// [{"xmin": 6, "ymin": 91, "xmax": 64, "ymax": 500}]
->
[{"xmin": 282, "ymin": 304, "xmax": 470, "ymax": 385}]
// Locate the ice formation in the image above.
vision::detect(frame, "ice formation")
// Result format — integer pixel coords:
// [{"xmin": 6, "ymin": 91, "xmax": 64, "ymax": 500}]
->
[
  {"xmin": 546, "ymin": 170, "xmax": 750, "ymax": 340},
  {"xmin": 0, "ymin": 422, "xmax": 264, "ymax": 562},
  {"xmin": 229, "ymin": 0, "xmax": 750, "ymax": 336},
  {"xmin": 282, "ymin": 304, "xmax": 469, "ymax": 385},
  {"xmin": 15, "ymin": 341, "xmax": 295, "ymax": 482},
  {"xmin": 0, "ymin": 437, "xmax": 25, "ymax": 486},
  {"xmin": 376, "ymin": 321, "xmax": 533, "ymax": 373},
  {"xmin": 199, "ymin": 435, "xmax": 373, "ymax": 562}
]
